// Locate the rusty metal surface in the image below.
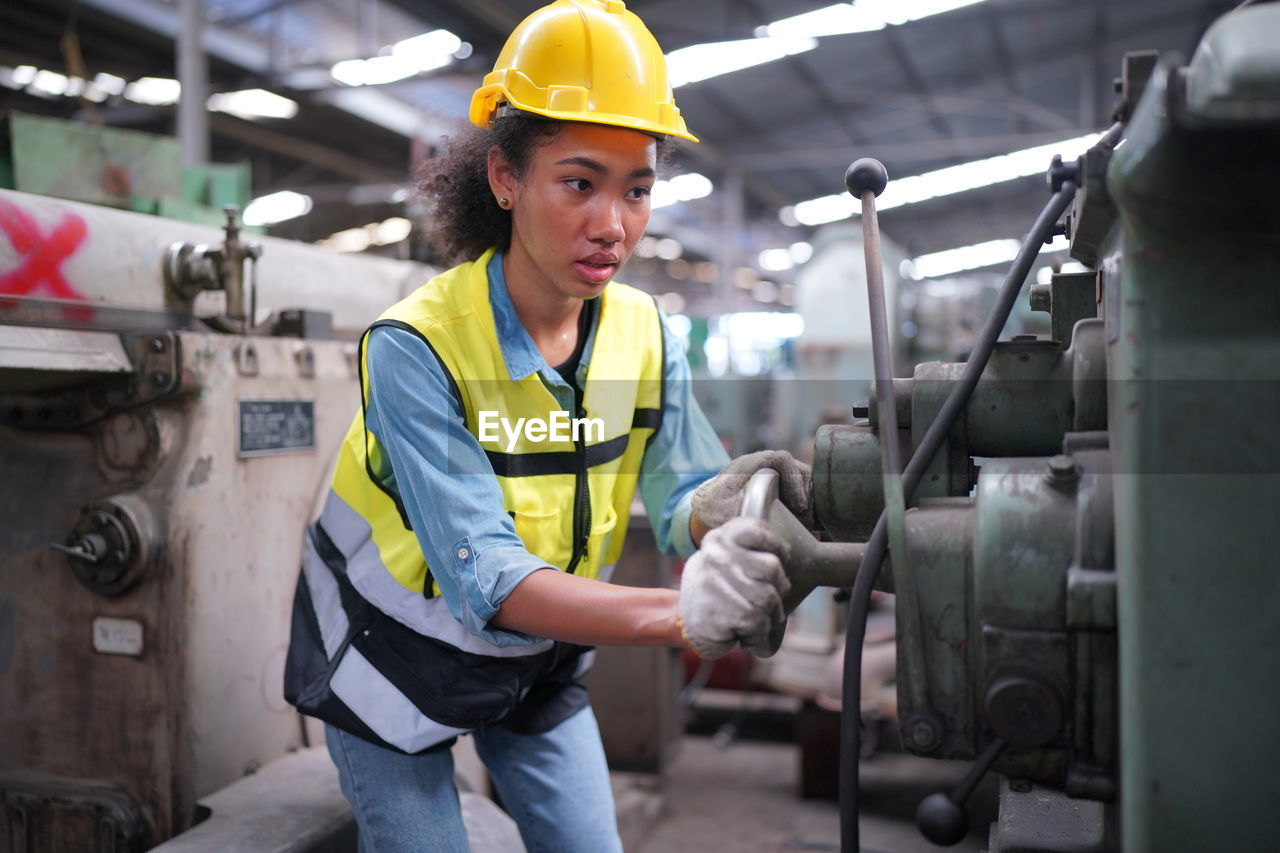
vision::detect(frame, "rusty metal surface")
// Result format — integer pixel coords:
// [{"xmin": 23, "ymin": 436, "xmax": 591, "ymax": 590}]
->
[
  {"xmin": 0, "ymin": 768, "xmax": 152, "ymax": 852},
  {"xmin": 1, "ymin": 332, "xmax": 189, "ymax": 432},
  {"xmin": 0, "ymin": 331, "xmax": 360, "ymax": 844}
]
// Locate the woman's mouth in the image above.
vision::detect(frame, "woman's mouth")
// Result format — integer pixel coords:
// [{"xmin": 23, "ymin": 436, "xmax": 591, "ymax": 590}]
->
[{"xmin": 573, "ymin": 259, "xmax": 617, "ymax": 284}]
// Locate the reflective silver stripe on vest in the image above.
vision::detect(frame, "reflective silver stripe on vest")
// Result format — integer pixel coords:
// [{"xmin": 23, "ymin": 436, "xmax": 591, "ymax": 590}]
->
[
  {"xmin": 573, "ymin": 649, "xmax": 598, "ymax": 680},
  {"xmin": 329, "ymin": 645, "xmax": 468, "ymax": 752},
  {"xmin": 300, "ymin": 529, "xmax": 349, "ymax": 658},
  {"xmin": 318, "ymin": 491, "xmax": 553, "ymax": 658}
]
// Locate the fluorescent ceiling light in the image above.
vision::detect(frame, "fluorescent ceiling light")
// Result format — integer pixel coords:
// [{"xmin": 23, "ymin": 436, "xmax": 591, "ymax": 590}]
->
[
  {"xmin": 317, "ymin": 217, "xmax": 413, "ymax": 253},
  {"xmin": 908, "ymin": 233, "xmax": 1075, "ymax": 279},
  {"xmin": 666, "ymin": 36, "xmax": 817, "ymax": 87},
  {"xmin": 93, "ymin": 72, "xmax": 126, "ymax": 95},
  {"xmin": 766, "ymin": 0, "xmax": 985, "ymax": 38},
  {"xmin": 208, "ymin": 88, "xmax": 298, "ymax": 120},
  {"xmin": 651, "ymin": 172, "xmax": 714, "ymax": 208},
  {"xmin": 785, "ymin": 132, "xmax": 1103, "ymax": 226},
  {"xmin": 243, "ymin": 190, "xmax": 312, "ymax": 226},
  {"xmin": 724, "ymin": 311, "xmax": 805, "ymax": 341},
  {"xmin": 31, "ymin": 70, "xmax": 70, "ymax": 96},
  {"xmin": 910, "ymin": 239, "xmax": 1019, "ymax": 278},
  {"xmin": 759, "ymin": 248, "xmax": 795, "ymax": 271},
  {"xmin": 125, "ymin": 76, "xmax": 181, "ymax": 106},
  {"xmin": 332, "ymin": 28, "xmax": 463, "ymax": 86},
  {"xmin": 392, "ymin": 29, "xmax": 463, "ymax": 62},
  {"xmin": 319, "ymin": 226, "xmax": 371, "ymax": 253},
  {"xmin": 655, "ymin": 238, "xmax": 683, "ymax": 260},
  {"xmin": 372, "ymin": 217, "xmax": 412, "ymax": 245},
  {"xmin": 12, "ymin": 65, "xmax": 36, "ymax": 86},
  {"xmin": 759, "ymin": 241, "xmax": 815, "ymax": 271}
]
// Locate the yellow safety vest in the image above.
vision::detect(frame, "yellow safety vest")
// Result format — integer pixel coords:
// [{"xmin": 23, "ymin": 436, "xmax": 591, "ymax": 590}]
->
[{"xmin": 285, "ymin": 249, "xmax": 667, "ymax": 753}]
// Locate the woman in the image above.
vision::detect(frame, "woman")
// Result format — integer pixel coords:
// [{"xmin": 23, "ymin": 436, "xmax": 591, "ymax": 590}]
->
[{"xmin": 285, "ymin": 2, "xmax": 812, "ymax": 850}]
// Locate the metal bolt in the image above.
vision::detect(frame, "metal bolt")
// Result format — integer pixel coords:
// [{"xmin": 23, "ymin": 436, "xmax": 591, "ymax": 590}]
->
[
  {"xmin": 905, "ymin": 713, "xmax": 944, "ymax": 753},
  {"xmin": 149, "ymin": 337, "xmax": 166, "ymax": 353},
  {"xmin": 151, "ymin": 371, "xmax": 170, "ymax": 388},
  {"xmin": 1046, "ymin": 454, "xmax": 1078, "ymax": 486},
  {"xmin": 1029, "ymin": 283, "xmax": 1052, "ymax": 312},
  {"xmin": 1043, "ymin": 222, "xmax": 1067, "ymax": 244}
]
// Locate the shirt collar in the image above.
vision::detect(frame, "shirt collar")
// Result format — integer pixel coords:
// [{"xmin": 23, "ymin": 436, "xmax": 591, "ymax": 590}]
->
[
  {"xmin": 486, "ymin": 250, "xmax": 600, "ymax": 384},
  {"xmin": 487, "ymin": 250, "xmax": 545, "ymax": 381}
]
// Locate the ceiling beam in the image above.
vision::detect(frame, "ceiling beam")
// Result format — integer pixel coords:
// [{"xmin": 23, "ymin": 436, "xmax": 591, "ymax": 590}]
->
[
  {"xmin": 983, "ymin": 1, "xmax": 1028, "ymax": 134},
  {"xmin": 881, "ymin": 26, "xmax": 954, "ymax": 142},
  {"xmin": 209, "ymin": 113, "xmax": 402, "ymax": 184}
]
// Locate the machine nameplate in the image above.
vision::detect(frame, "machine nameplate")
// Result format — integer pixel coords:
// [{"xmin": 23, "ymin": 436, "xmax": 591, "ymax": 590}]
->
[
  {"xmin": 237, "ymin": 399, "xmax": 316, "ymax": 458},
  {"xmin": 93, "ymin": 617, "xmax": 144, "ymax": 657}
]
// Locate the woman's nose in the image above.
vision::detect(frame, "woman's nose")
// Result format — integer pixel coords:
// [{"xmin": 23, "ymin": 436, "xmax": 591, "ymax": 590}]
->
[{"xmin": 587, "ymin": 199, "xmax": 625, "ymax": 244}]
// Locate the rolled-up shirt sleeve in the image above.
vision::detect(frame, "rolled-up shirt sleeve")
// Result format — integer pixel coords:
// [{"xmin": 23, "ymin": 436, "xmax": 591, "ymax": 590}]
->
[
  {"xmin": 363, "ymin": 325, "xmax": 549, "ymax": 647},
  {"xmin": 639, "ymin": 311, "xmax": 731, "ymax": 559}
]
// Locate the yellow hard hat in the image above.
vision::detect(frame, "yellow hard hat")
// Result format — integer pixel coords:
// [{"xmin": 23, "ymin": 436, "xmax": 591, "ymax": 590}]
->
[{"xmin": 469, "ymin": 0, "xmax": 697, "ymax": 142}]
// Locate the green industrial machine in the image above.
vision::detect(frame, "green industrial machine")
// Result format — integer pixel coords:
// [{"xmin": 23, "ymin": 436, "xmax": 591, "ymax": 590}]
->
[
  {"xmin": 751, "ymin": 5, "xmax": 1280, "ymax": 850},
  {"xmin": 2, "ymin": 113, "xmax": 253, "ymax": 228}
]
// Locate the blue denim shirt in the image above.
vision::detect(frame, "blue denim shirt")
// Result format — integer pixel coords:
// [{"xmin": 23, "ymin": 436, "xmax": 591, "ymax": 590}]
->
[{"xmin": 363, "ymin": 251, "xmax": 729, "ymax": 646}]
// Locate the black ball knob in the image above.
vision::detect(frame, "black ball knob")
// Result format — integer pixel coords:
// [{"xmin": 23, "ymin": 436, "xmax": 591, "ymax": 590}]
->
[
  {"xmin": 845, "ymin": 158, "xmax": 888, "ymax": 198},
  {"xmin": 915, "ymin": 792, "xmax": 969, "ymax": 847}
]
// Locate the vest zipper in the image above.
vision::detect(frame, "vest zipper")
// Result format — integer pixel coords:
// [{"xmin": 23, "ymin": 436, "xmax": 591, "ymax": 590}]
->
[{"xmin": 565, "ymin": 393, "xmax": 592, "ymax": 575}]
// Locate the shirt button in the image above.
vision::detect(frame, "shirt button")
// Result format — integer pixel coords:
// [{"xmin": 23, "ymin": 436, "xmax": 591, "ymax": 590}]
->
[{"xmin": 457, "ymin": 547, "xmax": 470, "ymax": 560}]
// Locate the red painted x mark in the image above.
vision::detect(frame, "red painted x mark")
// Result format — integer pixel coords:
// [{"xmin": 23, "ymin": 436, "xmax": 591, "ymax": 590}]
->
[{"xmin": 0, "ymin": 199, "xmax": 89, "ymax": 299}]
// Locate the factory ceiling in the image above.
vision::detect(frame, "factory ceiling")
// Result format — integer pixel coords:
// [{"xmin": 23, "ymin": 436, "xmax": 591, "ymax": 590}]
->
[{"xmin": 0, "ymin": 0, "xmax": 1237, "ymax": 311}]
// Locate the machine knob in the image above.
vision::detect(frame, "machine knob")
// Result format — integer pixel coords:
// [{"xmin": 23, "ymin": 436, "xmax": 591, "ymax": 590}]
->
[
  {"xmin": 914, "ymin": 736, "xmax": 1006, "ymax": 847},
  {"xmin": 1047, "ymin": 154, "xmax": 1080, "ymax": 194},
  {"xmin": 49, "ymin": 498, "xmax": 152, "ymax": 597},
  {"xmin": 916, "ymin": 792, "xmax": 969, "ymax": 846},
  {"xmin": 845, "ymin": 158, "xmax": 889, "ymax": 199}
]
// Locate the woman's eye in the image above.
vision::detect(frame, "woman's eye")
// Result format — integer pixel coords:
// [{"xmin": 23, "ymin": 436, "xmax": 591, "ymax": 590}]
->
[
  {"xmin": 566, "ymin": 178, "xmax": 591, "ymax": 192},
  {"xmin": 628, "ymin": 186, "xmax": 652, "ymax": 200}
]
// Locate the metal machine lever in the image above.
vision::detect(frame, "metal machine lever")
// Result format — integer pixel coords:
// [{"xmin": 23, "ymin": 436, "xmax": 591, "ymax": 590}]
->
[
  {"xmin": 738, "ymin": 467, "xmax": 867, "ymax": 655},
  {"xmin": 915, "ymin": 737, "xmax": 1007, "ymax": 846},
  {"xmin": 49, "ymin": 537, "xmax": 106, "ymax": 564}
]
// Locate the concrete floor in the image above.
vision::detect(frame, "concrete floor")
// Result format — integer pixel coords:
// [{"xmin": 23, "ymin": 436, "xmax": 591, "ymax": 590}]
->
[{"xmin": 628, "ymin": 735, "xmax": 994, "ymax": 853}]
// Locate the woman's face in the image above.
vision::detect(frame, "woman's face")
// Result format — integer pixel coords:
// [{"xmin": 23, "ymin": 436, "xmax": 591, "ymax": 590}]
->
[{"xmin": 494, "ymin": 121, "xmax": 657, "ymax": 303}]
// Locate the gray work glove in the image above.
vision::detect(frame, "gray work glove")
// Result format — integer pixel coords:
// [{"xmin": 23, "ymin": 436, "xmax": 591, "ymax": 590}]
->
[
  {"xmin": 691, "ymin": 450, "xmax": 813, "ymax": 530},
  {"xmin": 677, "ymin": 517, "xmax": 792, "ymax": 659}
]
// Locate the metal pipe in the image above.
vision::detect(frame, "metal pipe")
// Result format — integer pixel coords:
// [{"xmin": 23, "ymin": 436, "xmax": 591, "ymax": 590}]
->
[{"xmin": 177, "ymin": 0, "xmax": 209, "ymax": 167}]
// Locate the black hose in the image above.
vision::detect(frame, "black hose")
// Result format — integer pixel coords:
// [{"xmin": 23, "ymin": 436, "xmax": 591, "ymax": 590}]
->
[{"xmin": 838, "ymin": 180, "xmax": 1079, "ymax": 853}]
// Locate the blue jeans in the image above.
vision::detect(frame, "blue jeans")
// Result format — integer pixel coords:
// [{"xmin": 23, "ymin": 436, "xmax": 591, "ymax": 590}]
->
[{"xmin": 325, "ymin": 706, "xmax": 623, "ymax": 853}]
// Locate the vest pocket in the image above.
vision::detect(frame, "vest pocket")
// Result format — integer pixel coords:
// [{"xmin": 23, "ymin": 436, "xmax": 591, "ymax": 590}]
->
[{"xmin": 510, "ymin": 506, "xmax": 569, "ymax": 569}]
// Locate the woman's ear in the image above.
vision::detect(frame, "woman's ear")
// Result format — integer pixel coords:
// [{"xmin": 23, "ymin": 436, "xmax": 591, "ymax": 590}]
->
[{"xmin": 487, "ymin": 146, "xmax": 518, "ymax": 207}]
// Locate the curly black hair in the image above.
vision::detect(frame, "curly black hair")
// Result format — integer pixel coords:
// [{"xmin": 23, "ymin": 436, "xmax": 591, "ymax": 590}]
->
[{"xmin": 417, "ymin": 113, "xmax": 674, "ymax": 265}]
